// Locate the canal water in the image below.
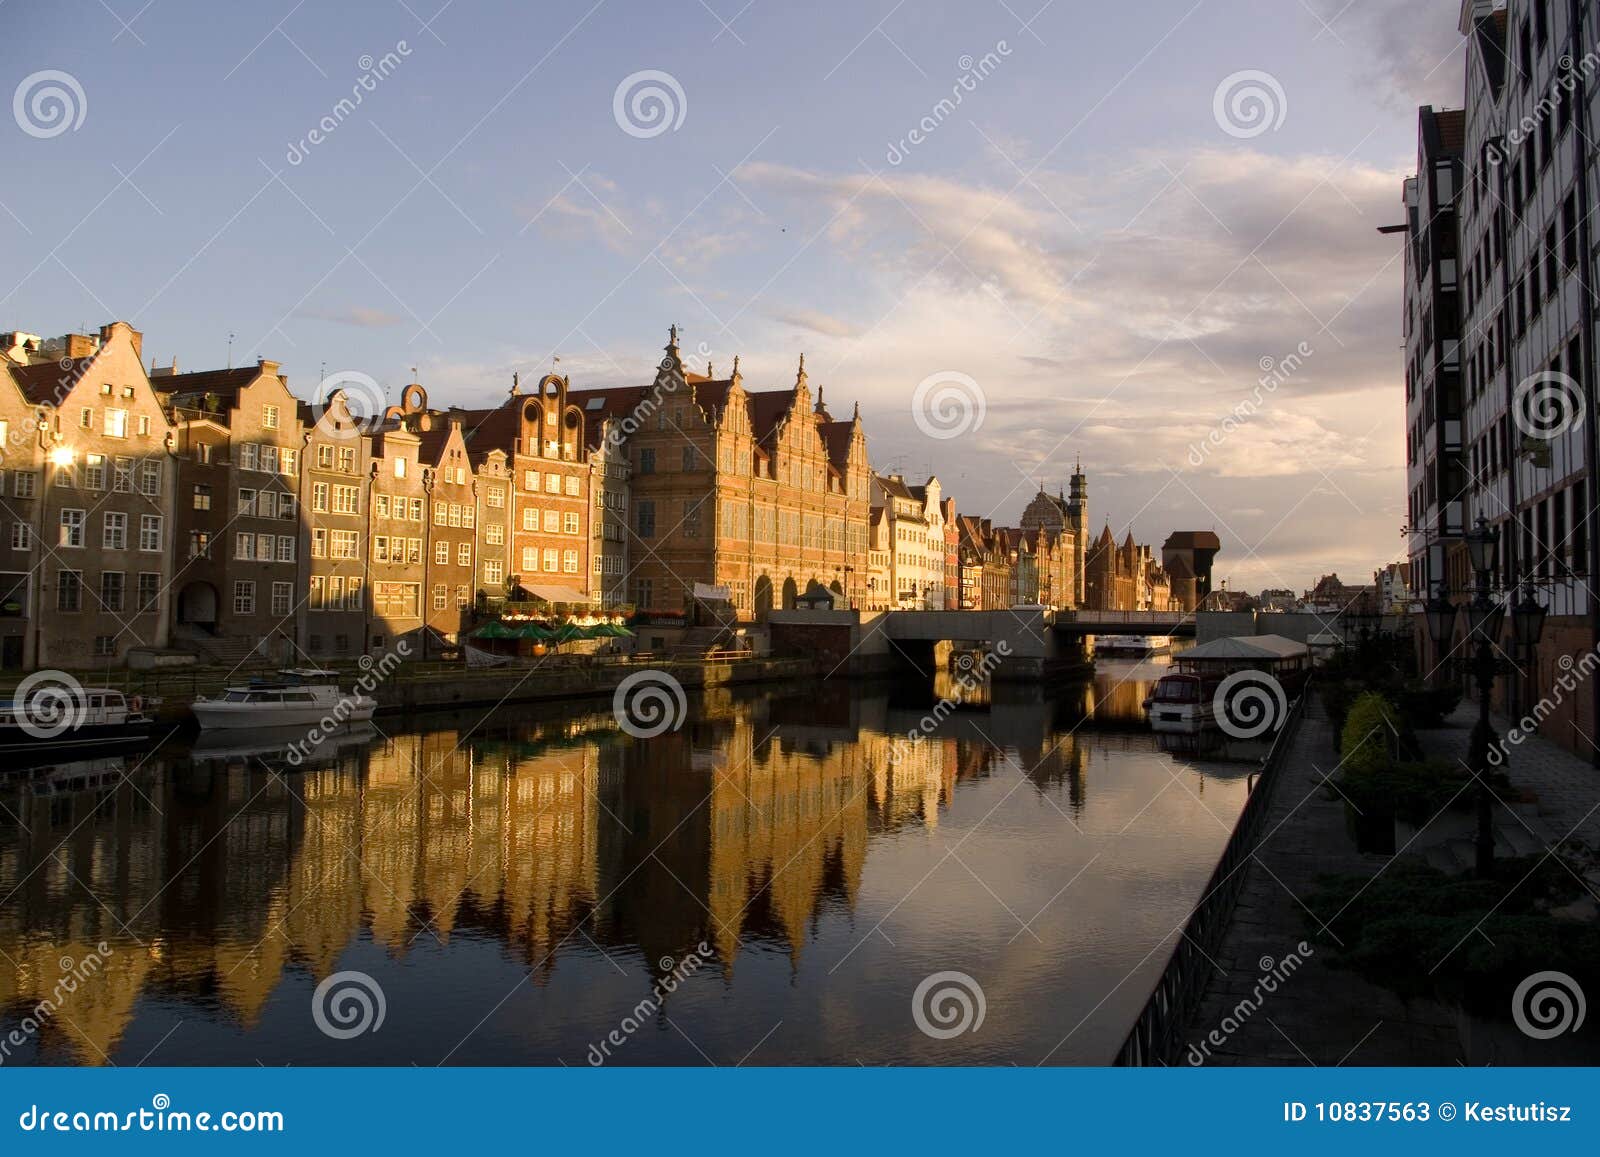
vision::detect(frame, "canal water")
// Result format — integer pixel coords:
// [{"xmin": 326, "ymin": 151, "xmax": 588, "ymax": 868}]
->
[{"xmin": 0, "ymin": 658, "xmax": 1259, "ymax": 1066}]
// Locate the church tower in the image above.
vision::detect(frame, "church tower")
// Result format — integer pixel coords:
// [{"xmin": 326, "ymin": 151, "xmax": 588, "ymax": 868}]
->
[{"xmin": 1067, "ymin": 457, "xmax": 1088, "ymax": 605}]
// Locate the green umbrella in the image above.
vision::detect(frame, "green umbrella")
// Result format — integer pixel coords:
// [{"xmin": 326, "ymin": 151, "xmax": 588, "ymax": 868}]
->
[
  {"xmin": 472, "ymin": 621, "xmax": 515, "ymax": 639},
  {"xmin": 549, "ymin": 622, "xmax": 587, "ymax": 643},
  {"xmin": 515, "ymin": 622, "xmax": 555, "ymax": 640}
]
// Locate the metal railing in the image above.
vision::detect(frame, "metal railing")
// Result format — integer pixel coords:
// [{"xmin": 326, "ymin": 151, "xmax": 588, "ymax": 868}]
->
[{"xmin": 1113, "ymin": 684, "xmax": 1309, "ymax": 1066}]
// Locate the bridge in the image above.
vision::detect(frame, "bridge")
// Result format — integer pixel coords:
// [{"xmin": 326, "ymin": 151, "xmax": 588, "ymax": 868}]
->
[{"xmin": 1050, "ymin": 609, "xmax": 1197, "ymax": 637}]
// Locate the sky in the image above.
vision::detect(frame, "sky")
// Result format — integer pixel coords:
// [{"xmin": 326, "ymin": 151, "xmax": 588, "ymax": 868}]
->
[{"xmin": 3, "ymin": 0, "xmax": 1470, "ymax": 592}]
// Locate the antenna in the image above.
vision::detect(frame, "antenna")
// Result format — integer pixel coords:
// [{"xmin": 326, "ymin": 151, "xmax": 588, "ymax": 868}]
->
[{"xmin": 226, "ymin": 331, "xmax": 235, "ymax": 369}]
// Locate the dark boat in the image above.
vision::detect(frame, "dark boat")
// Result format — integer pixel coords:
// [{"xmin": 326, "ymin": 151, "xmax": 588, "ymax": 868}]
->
[{"xmin": 0, "ymin": 685, "xmax": 158, "ymax": 756}]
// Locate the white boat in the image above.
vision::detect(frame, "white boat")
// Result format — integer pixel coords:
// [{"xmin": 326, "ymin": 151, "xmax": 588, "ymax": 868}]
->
[
  {"xmin": 0, "ymin": 687, "xmax": 157, "ymax": 755},
  {"xmin": 1096, "ymin": 634, "xmax": 1172, "ymax": 656},
  {"xmin": 191, "ymin": 668, "xmax": 378, "ymax": 730},
  {"xmin": 1142, "ymin": 671, "xmax": 1220, "ymax": 734}
]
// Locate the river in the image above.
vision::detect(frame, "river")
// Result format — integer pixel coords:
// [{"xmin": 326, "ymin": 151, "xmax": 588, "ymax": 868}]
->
[{"xmin": 0, "ymin": 657, "xmax": 1259, "ymax": 1066}]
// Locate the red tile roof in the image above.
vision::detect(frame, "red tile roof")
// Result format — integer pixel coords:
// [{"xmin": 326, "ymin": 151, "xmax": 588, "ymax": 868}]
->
[{"xmin": 10, "ymin": 357, "xmax": 94, "ymax": 405}]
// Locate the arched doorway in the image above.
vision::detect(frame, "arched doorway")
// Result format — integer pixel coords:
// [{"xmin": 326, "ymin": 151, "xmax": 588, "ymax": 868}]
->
[
  {"xmin": 781, "ymin": 576, "xmax": 798, "ymax": 610},
  {"xmin": 177, "ymin": 581, "xmax": 218, "ymax": 628},
  {"xmin": 754, "ymin": 574, "xmax": 774, "ymax": 621}
]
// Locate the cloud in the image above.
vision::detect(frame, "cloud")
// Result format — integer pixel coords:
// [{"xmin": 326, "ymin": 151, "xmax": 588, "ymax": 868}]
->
[
  {"xmin": 293, "ymin": 305, "xmax": 403, "ymax": 328},
  {"xmin": 1309, "ymin": 0, "xmax": 1467, "ymax": 109},
  {"xmin": 769, "ymin": 307, "xmax": 863, "ymax": 339}
]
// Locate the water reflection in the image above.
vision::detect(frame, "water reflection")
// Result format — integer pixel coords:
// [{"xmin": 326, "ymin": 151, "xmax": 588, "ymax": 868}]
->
[{"xmin": 0, "ymin": 670, "xmax": 1254, "ymax": 1066}]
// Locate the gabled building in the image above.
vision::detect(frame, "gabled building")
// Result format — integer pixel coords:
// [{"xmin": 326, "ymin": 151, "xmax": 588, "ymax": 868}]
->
[
  {"xmin": 0, "ymin": 359, "xmax": 44, "ymax": 669},
  {"xmin": 299, "ymin": 391, "xmax": 372, "ymax": 659},
  {"xmin": 161, "ymin": 360, "xmax": 303, "ymax": 665},
  {"xmin": 7, "ymin": 322, "xmax": 176, "ymax": 666}
]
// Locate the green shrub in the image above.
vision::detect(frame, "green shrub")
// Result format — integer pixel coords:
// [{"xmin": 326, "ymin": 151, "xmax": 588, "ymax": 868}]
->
[
  {"xmin": 1396, "ymin": 682, "xmax": 1461, "ymax": 728},
  {"xmin": 1340, "ymin": 691, "xmax": 1402, "ymax": 776},
  {"xmin": 1335, "ymin": 758, "xmax": 1502, "ymax": 826}
]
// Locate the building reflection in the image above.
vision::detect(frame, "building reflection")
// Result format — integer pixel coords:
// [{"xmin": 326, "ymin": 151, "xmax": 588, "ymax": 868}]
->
[{"xmin": 0, "ymin": 679, "xmax": 1133, "ymax": 1064}]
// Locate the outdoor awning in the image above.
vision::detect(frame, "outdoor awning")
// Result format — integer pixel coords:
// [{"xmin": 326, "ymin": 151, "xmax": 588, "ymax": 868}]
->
[
  {"xmin": 1181, "ymin": 634, "xmax": 1308, "ymax": 661},
  {"xmin": 521, "ymin": 584, "xmax": 595, "ymax": 604}
]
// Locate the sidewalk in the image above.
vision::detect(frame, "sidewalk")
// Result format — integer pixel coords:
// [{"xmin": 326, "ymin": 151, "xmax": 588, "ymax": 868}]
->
[
  {"xmin": 1183, "ymin": 696, "xmax": 1461, "ymax": 1065},
  {"xmin": 1414, "ymin": 704, "xmax": 1600, "ymax": 866}
]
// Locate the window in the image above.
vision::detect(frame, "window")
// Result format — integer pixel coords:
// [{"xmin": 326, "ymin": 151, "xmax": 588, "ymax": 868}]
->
[
  {"xmin": 435, "ymin": 541, "xmax": 449, "ymax": 565},
  {"xmin": 327, "ymin": 577, "xmax": 345, "ymax": 611},
  {"xmin": 333, "ymin": 485, "xmax": 359, "ymax": 513},
  {"xmin": 338, "ymin": 446, "xmax": 355, "ymax": 472},
  {"xmin": 263, "ymin": 404, "xmax": 279, "ymax": 429},
  {"xmin": 563, "ymin": 512, "xmax": 579, "ymax": 535},
  {"xmin": 564, "ymin": 476, "xmax": 579, "ymax": 496},
  {"xmin": 433, "ymin": 584, "xmax": 448, "ymax": 610},
  {"xmin": 394, "ymin": 456, "xmax": 407, "ymax": 478},
  {"xmin": 448, "ymin": 503, "xmax": 461, "ymax": 527},
  {"xmin": 238, "ymin": 443, "xmax": 258, "ymax": 471},
  {"xmin": 140, "ymin": 515, "xmax": 163, "ymax": 552},
  {"xmin": 93, "ymin": 635, "xmax": 116, "ymax": 657},
  {"xmin": 331, "ymin": 530, "xmax": 360, "ymax": 559},
  {"xmin": 259, "ymin": 446, "xmax": 279, "ymax": 475},
  {"xmin": 114, "ymin": 457, "xmax": 133, "ymax": 492},
  {"xmin": 60, "ymin": 509, "xmax": 85, "ymax": 548},
  {"xmin": 521, "ymin": 546, "xmax": 537, "ymax": 572},
  {"xmin": 638, "ymin": 448, "xmax": 656, "ymax": 475},
  {"xmin": 310, "ymin": 576, "xmax": 326, "ymax": 610},
  {"xmin": 485, "ymin": 523, "xmax": 504, "ymax": 545},
  {"xmin": 104, "ymin": 409, "xmax": 127, "ymax": 438},
  {"xmin": 317, "ymin": 443, "xmax": 334, "ymax": 468},
  {"xmin": 103, "ymin": 512, "xmax": 127, "ymax": 550},
  {"xmin": 193, "ymin": 484, "xmax": 212, "ymax": 510},
  {"xmin": 563, "ymin": 549, "xmax": 578, "ymax": 573},
  {"xmin": 544, "ymin": 510, "xmax": 560, "ymax": 533},
  {"xmin": 271, "ymin": 581, "xmax": 292, "ymax": 616},
  {"xmin": 543, "ymin": 548, "xmax": 558, "ymax": 572},
  {"xmin": 522, "ymin": 507, "xmax": 538, "ymax": 531},
  {"xmin": 486, "ymin": 486, "xmax": 505, "ymax": 508},
  {"xmin": 79, "ymin": 407, "xmax": 93, "ymax": 429},
  {"xmin": 524, "ymin": 470, "xmax": 540, "ymax": 492},
  {"xmin": 434, "ymin": 501, "xmax": 448, "ymax": 525},
  {"xmin": 281, "ymin": 448, "xmax": 297, "ymax": 476},
  {"xmin": 279, "ymin": 493, "xmax": 296, "ymax": 520},
  {"xmin": 457, "ymin": 542, "xmax": 471, "ymax": 566},
  {"xmin": 483, "ymin": 560, "xmax": 503, "ymax": 586},
  {"xmin": 57, "ymin": 570, "xmax": 82, "ymax": 611},
  {"xmin": 234, "ymin": 581, "xmax": 256, "ymax": 615},
  {"xmin": 311, "ymin": 528, "xmax": 327, "ymax": 558},
  {"xmin": 137, "ymin": 415, "xmax": 150, "ymax": 437},
  {"xmin": 312, "ymin": 481, "xmax": 329, "ymax": 512},
  {"xmin": 407, "ymin": 538, "xmax": 421, "ymax": 563},
  {"xmin": 84, "ymin": 454, "xmax": 106, "ymax": 490},
  {"xmin": 11, "ymin": 523, "xmax": 32, "ymax": 550},
  {"xmin": 236, "ymin": 532, "xmax": 255, "ymax": 561},
  {"xmin": 239, "ymin": 488, "xmax": 257, "ymax": 517},
  {"xmin": 256, "ymin": 532, "xmax": 274, "ymax": 560},
  {"xmin": 13, "ymin": 471, "xmax": 36, "ymax": 498},
  {"xmin": 545, "ymin": 473, "xmax": 560, "ymax": 493},
  {"xmin": 461, "ymin": 505, "xmax": 474, "ymax": 529},
  {"xmin": 636, "ymin": 501, "xmax": 655, "ymax": 537},
  {"xmin": 189, "ymin": 530, "xmax": 211, "ymax": 559},
  {"xmin": 100, "ymin": 571, "xmax": 125, "ymax": 612},
  {"xmin": 195, "ymin": 442, "xmax": 214, "ymax": 465}
]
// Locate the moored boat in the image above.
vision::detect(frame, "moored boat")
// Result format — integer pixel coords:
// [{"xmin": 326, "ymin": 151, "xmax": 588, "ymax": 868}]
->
[
  {"xmin": 1143, "ymin": 634, "xmax": 1309, "ymax": 735},
  {"xmin": 1095, "ymin": 633, "xmax": 1172, "ymax": 656},
  {"xmin": 0, "ymin": 685, "xmax": 157, "ymax": 755},
  {"xmin": 191, "ymin": 668, "xmax": 378, "ymax": 730}
]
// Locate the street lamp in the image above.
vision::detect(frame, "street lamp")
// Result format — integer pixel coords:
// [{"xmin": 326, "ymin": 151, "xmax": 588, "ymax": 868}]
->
[
  {"xmin": 1423, "ymin": 584, "xmax": 1455, "ymax": 651},
  {"xmin": 1462, "ymin": 518, "xmax": 1501, "ymax": 878},
  {"xmin": 1511, "ymin": 584, "xmax": 1548, "ymax": 650}
]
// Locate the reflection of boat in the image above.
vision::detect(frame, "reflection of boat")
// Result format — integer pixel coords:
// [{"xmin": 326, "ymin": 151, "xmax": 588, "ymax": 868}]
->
[
  {"xmin": 15, "ymin": 756, "xmax": 130, "ymax": 794},
  {"xmin": 0, "ymin": 687, "xmax": 156, "ymax": 754},
  {"xmin": 191, "ymin": 668, "xmax": 377, "ymax": 729},
  {"xmin": 1095, "ymin": 634, "xmax": 1171, "ymax": 656},
  {"xmin": 188, "ymin": 720, "xmax": 380, "ymax": 763}
]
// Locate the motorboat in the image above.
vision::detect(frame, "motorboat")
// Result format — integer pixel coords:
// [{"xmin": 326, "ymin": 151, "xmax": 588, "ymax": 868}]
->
[
  {"xmin": 1095, "ymin": 634, "xmax": 1172, "ymax": 656},
  {"xmin": 1142, "ymin": 671, "xmax": 1221, "ymax": 733},
  {"xmin": 0, "ymin": 686, "xmax": 157, "ymax": 755},
  {"xmin": 1143, "ymin": 634, "xmax": 1309, "ymax": 735},
  {"xmin": 191, "ymin": 668, "xmax": 378, "ymax": 730}
]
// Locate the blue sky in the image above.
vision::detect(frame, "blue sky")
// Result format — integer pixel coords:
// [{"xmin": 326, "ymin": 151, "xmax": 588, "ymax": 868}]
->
[{"xmin": 4, "ymin": 0, "xmax": 1467, "ymax": 590}]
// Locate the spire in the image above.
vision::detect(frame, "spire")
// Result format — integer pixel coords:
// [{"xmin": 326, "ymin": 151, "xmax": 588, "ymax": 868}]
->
[
  {"xmin": 794, "ymin": 352, "xmax": 807, "ymax": 391},
  {"xmin": 814, "ymin": 384, "xmax": 825, "ymax": 413},
  {"xmin": 731, "ymin": 354, "xmax": 741, "ymax": 380},
  {"xmin": 852, "ymin": 399, "xmax": 860, "ymax": 421},
  {"xmin": 511, "ymin": 371, "xmax": 520, "ymax": 396}
]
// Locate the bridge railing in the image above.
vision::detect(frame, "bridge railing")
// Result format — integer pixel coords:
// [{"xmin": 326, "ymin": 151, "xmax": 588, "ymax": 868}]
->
[
  {"xmin": 1111, "ymin": 684, "xmax": 1309, "ymax": 1066},
  {"xmin": 1058, "ymin": 609, "xmax": 1195, "ymax": 625}
]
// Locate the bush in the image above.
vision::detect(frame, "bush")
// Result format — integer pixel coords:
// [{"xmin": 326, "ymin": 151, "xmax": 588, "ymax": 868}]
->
[
  {"xmin": 1305, "ymin": 856, "xmax": 1600, "ymax": 1012},
  {"xmin": 1336, "ymin": 758, "xmax": 1502, "ymax": 826},
  {"xmin": 1396, "ymin": 681, "xmax": 1461, "ymax": 728},
  {"xmin": 1340, "ymin": 691, "xmax": 1403, "ymax": 776}
]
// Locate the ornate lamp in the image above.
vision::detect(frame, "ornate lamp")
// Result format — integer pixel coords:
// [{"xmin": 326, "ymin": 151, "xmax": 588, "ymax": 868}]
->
[{"xmin": 1511, "ymin": 585, "xmax": 1548, "ymax": 648}]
